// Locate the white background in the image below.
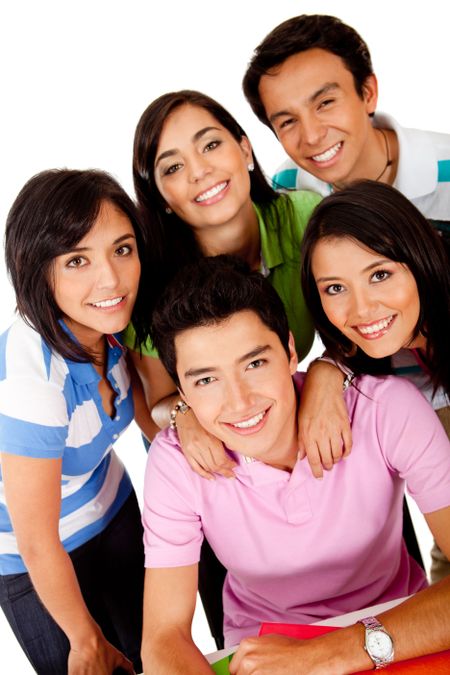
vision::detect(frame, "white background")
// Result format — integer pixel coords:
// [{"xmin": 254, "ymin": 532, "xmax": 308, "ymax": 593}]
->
[{"xmin": 0, "ymin": 1, "xmax": 445, "ymax": 671}]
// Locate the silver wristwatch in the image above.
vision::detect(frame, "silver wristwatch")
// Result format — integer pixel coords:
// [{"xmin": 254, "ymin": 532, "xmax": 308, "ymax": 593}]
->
[{"xmin": 359, "ymin": 616, "xmax": 394, "ymax": 669}]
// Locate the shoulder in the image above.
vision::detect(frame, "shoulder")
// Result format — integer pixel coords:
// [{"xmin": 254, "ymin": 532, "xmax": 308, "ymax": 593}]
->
[
  {"xmin": 0, "ymin": 319, "xmax": 70, "ymax": 455},
  {"xmin": 285, "ymin": 189, "xmax": 322, "ymax": 214},
  {"xmin": 272, "ymin": 158, "xmax": 331, "ymax": 196},
  {"xmin": 348, "ymin": 374, "xmax": 446, "ymax": 436},
  {"xmin": 1, "ymin": 318, "xmax": 68, "ymax": 386},
  {"xmin": 145, "ymin": 428, "xmax": 194, "ymax": 484},
  {"xmin": 122, "ymin": 322, "xmax": 157, "ymax": 357},
  {"xmin": 348, "ymin": 373, "xmax": 429, "ymax": 407}
]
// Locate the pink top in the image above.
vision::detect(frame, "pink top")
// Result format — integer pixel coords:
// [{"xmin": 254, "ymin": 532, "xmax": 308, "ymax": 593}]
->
[{"xmin": 143, "ymin": 374, "xmax": 450, "ymax": 646}]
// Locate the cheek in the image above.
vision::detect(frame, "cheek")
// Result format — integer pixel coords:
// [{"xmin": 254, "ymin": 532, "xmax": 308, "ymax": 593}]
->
[{"xmin": 320, "ymin": 296, "xmax": 347, "ymax": 329}]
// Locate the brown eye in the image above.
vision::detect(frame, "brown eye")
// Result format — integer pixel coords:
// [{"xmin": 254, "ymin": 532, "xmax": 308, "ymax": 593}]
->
[{"xmin": 66, "ymin": 256, "xmax": 86, "ymax": 268}]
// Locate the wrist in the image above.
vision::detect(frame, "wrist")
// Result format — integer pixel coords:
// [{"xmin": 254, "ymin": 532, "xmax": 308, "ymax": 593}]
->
[
  {"xmin": 68, "ymin": 619, "xmax": 102, "ymax": 651},
  {"xmin": 169, "ymin": 399, "xmax": 191, "ymax": 430}
]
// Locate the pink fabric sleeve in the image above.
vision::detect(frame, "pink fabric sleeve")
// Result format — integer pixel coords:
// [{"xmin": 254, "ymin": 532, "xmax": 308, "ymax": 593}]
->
[
  {"xmin": 142, "ymin": 428, "xmax": 204, "ymax": 568},
  {"xmin": 373, "ymin": 376, "xmax": 450, "ymax": 513}
]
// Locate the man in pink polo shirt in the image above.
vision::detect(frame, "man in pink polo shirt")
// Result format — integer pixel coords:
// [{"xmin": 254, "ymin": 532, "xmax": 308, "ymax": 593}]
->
[{"xmin": 141, "ymin": 256, "xmax": 450, "ymax": 674}]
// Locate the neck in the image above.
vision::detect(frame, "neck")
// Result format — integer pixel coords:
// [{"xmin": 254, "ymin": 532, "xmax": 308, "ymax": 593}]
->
[
  {"xmin": 332, "ymin": 126, "xmax": 398, "ymax": 191},
  {"xmin": 196, "ymin": 201, "xmax": 261, "ymax": 270}
]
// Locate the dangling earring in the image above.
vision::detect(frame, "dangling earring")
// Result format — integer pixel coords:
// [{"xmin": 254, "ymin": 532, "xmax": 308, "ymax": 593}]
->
[
  {"xmin": 247, "ymin": 162, "xmax": 254, "ymax": 172},
  {"xmin": 165, "ymin": 206, "xmax": 172, "ymax": 214}
]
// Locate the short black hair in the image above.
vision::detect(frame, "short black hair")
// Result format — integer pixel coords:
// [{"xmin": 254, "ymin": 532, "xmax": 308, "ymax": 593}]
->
[
  {"xmin": 243, "ymin": 14, "xmax": 373, "ymax": 128},
  {"xmin": 150, "ymin": 255, "xmax": 291, "ymax": 386},
  {"xmin": 5, "ymin": 168, "xmax": 149, "ymax": 362},
  {"xmin": 301, "ymin": 180, "xmax": 450, "ymax": 395}
]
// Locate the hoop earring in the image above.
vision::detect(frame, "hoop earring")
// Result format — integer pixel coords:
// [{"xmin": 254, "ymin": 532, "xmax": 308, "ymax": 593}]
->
[{"xmin": 247, "ymin": 162, "xmax": 254, "ymax": 172}]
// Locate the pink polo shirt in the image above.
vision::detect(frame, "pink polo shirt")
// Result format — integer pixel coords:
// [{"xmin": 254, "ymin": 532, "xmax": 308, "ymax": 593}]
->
[{"xmin": 143, "ymin": 374, "xmax": 450, "ymax": 647}]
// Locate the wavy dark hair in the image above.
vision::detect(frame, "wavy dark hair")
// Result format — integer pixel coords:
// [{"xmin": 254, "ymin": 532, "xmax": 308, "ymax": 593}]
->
[
  {"xmin": 151, "ymin": 255, "xmax": 290, "ymax": 387},
  {"xmin": 133, "ymin": 89, "xmax": 286, "ymax": 316},
  {"xmin": 243, "ymin": 14, "xmax": 374, "ymax": 129},
  {"xmin": 301, "ymin": 180, "xmax": 450, "ymax": 395},
  {"xmin": 5, "ymin": 168, "xmax": 150, "ymax": 363}
]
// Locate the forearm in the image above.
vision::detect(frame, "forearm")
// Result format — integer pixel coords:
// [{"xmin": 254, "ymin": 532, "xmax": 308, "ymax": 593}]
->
[
  {"xmin": 142, "ymin": 626, "xmax": 213, "ymax": 675},
  {"xmin": 151, "ymin": 392, "xmax": 178, "ymax": 429},
  {"xmin": 378, "ymin": 578, "xmax": 450, "ymax": 659},
  {"xmin": 22, "ymin": 540, "xmax": 100, "ymax": 649},
  {"xmin": 312, "ymin": 580, "xmax": 450, "ymax": 673}
]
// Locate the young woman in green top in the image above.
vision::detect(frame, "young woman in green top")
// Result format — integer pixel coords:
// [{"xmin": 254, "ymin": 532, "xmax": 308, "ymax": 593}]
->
[{"xmin": 128, "ymin": 90, "xmax": 349, "ymax": 477}]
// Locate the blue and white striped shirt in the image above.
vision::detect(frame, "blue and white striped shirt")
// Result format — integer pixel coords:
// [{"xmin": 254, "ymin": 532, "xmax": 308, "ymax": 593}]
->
[{"xmin": 0, "ymin": 318, "xmax": 134, "ymax": 574}]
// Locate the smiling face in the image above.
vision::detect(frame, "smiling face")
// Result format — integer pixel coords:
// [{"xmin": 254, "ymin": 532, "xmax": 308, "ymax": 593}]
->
[
  {"xmin": 175, "ymin": 310, "xmax": 299, "ymax": 469},
  {"xmin": 154, "ymin": 104, "xmax": 255, "ymax": 234},
  {"xmin": 258, "ymin": 48, "xmax": 380, "ymax": 187},
  {"xmin": 311, "ymin": 237, "xmax": 424, "ymax": 358},
  {"xmin": 52, "ymin": 200, "xmax": 141, "ymax": 350}
]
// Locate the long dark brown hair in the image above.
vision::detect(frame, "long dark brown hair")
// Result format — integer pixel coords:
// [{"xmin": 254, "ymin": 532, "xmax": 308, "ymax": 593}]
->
[{"xmin": 301, "ymin": 180, "xmax": 450, "ymax": 395}]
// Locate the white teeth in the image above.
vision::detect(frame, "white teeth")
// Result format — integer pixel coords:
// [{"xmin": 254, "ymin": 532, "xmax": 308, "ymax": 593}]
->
[
  {"xmin": 91, "ymin": 297, "xmax": 123, "ymax": 308},
  {"xmin": 232, "ymin": 411, "xmax": 265, "ymax": 429},
  {"xmin": 195, "ymin": 182, "xmax": 227, "ymax": 202},
  {"xmin": 312, "ymin": 142, "xmax": 342, "ymax": 163},
  {"xmin": 358, "ymin": 316, "xmax": 394, "ymax": 335}
]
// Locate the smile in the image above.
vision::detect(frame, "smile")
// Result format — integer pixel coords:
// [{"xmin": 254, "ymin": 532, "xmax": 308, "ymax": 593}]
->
[
  {"xmin": 231, "ymin": 410, "xmax": 267, "ymax": 429},
  {"xmin": 90, "ymin": 296, "xmax": 124, "ymax": 308},
  {"xmin": 195, "ymin": 181, "xmax": 228, "ymax": 203},
  {"xmin": 355, "ymin": 315, "xmax": 395, "ymax": 337},
  {"xmin": 311, "ymin": 142, "xmax": 342, "ymax": 163}
]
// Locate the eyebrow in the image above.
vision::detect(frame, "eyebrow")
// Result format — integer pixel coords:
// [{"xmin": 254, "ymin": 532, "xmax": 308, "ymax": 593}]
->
[
  {"xmin": 183, "ymin": 344, "xmax": 272, "ymax": 379},
  {"xmin": 315, "ymin": 259, "xmax": 394, "ymax": 283},
  {"xmin": 155, "ymin": 126, "xmax": 221, "ymax": 167},
  {"xmin": 65, "ymin": 233, "xmax": 136, "ymax": 254},
  {"xmin": 269, "ymin": 82, "xmax": 340, "ymax": 124}
]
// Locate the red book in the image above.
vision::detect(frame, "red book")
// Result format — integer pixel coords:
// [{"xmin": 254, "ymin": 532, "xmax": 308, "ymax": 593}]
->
[{"xmin": 259, "ymin": 622, "xmax": 450, "ymax": 673}]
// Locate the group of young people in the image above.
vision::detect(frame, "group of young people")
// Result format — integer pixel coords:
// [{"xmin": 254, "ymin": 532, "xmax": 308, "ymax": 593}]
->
[{"xmin": 0, "ymin": 13, "xmax": 449, "ymax": 675}]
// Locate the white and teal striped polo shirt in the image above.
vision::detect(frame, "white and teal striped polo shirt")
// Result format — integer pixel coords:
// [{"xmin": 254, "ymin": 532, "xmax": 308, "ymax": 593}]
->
[
  {"xmin": 272, "ymin": 111, "xmax": 450, "ymax": 234},
  {"xmin": 0, "ymin": 318, "xmax": 134, "ymax": 574}
]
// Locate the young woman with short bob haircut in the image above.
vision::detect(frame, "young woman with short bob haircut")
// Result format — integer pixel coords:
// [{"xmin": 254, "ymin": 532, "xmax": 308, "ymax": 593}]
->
[
  {"xmin": 301, "ymin": 179, "xmax": 450, "ymax": 582},
  {"xmin": 127, "ymin": 89, "xmax": 350, "ymax": 479},
  {"xmin": 0, "ymin": 169, "xmax": 149, "ymax": 674}
]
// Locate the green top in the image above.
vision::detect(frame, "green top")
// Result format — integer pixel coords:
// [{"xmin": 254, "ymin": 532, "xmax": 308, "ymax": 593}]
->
[{"xmin": 123, "ymin": 189, "xmax": 321, "ymax": 360}]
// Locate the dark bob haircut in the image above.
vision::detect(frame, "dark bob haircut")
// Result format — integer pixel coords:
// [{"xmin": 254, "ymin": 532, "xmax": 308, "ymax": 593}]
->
[
  {"xmin": 150, "ymin": 255, "xmax": 291, "ymax": 388},
  {"xmin": 132, "ymin": 90, "xmax": 280, "ymax": 302},
  {"xmin": 243, "ymin": 14, "xmax": 373, "ymax": 129},
  {"xmin": 301, "ymin": 180, "xmax": 450, "ymax": 395},
  {"xmin": 5, "ymin": 168, "xmax": 149, "ymax": 363}
]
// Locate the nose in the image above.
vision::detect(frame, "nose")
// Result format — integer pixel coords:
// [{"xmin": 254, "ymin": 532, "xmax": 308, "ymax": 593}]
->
[
  {"xmin": 96, "ymin": 259, "xmax": 120, "ymax": 290},
  {"xmin": 350, "ymin": 288, "xmax": 379, "ymax": 320},
  {"xmin": 301, "ymin": 113, "xmax": 326, "ymax": 147},
  {"xmin": 225, "ymin": 376, "xmax": 253, "ymax": 415},
  {"xmin": 188, "ymin": 154, "xmax": 212, "ymax": 183}
]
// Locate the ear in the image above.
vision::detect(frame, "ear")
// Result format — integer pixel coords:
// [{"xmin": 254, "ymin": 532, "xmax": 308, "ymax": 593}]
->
[
  {"xmin": 239, "ymin": 135, "xmax": 254, "ymax": 164},
  {"xmin": 362, "ymin": 74, "xmax": 378, "ymax": 115},
  {"xmin": 288, "ymin": 332, "xmax": 299, "ymax": 375}
]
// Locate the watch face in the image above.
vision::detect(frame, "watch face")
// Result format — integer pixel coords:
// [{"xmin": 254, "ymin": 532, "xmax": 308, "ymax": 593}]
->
[{"xmin": 367, "ymin": 630, "xmax": 393, "ymax": 659}]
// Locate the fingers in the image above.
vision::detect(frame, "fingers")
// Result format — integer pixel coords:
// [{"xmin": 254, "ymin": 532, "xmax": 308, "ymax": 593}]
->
[
  {"xmin": 298, "ymin": 427, "xmax": 352, "ymax": 479},
  {"xmin": 186, "ymin": 456, "xmax": 215, "ymax": 480}
]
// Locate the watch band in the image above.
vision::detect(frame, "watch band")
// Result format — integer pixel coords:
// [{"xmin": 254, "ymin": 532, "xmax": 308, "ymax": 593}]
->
[
  {"xmin": 359, "ymin": 616, "xmax": 394, "ymax": 669},
  {"xmin": 360, "ymin": 616, "xmax": 383, "ymax": 631}
]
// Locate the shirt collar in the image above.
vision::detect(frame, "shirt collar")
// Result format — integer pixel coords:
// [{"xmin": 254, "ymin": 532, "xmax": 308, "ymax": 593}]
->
[
  {"xmin": 58, "ymin": 321, "xmax": 124, "ymax": 385},
  {"xmin": 373, "ymin": 112, "xmax": 438, "ymax": 199}
]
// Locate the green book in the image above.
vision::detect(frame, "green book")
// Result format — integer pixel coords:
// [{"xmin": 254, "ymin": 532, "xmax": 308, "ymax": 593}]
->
[{"xmin": 210, "ymin": 653, "xmax": 234, "ymax": 674}]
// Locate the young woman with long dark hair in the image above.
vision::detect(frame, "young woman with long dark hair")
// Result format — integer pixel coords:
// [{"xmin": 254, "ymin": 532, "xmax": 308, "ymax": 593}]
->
[
  {"xmin": 0, "ymin": 169, "xmax": 150, "ymax": 674},
  {"xmin": 301, "ymin": 179, "xmax": 450, "ymax": 581}
]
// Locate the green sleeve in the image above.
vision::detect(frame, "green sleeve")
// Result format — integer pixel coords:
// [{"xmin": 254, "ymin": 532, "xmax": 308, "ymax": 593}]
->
[{"xmin": 123, "ymin": 322, "xmax": 159, "ymax": 358}]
